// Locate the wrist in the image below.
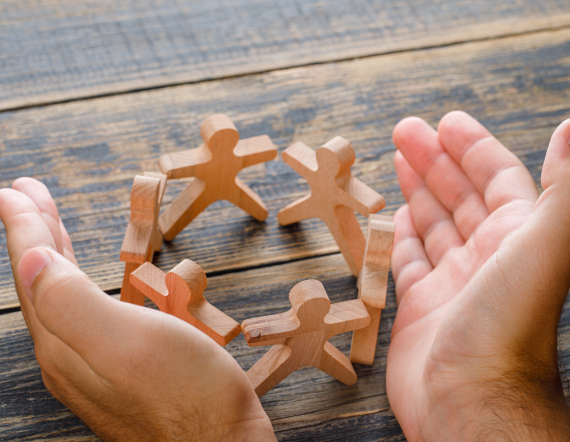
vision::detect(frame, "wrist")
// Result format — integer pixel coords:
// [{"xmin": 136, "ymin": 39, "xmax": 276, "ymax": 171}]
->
[
  {"xmin": 421, "ymin": 373, "xmax": 570, "ymax": 442},
  {"xmin": 222, "ymin": 415, "xmax": 276, "ymax": 442}
]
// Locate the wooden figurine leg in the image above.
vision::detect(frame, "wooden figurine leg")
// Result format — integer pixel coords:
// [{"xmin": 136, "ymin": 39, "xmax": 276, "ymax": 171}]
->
[
  {"xmin": 229, "ymin": 177, "xmax": 269, "ymax": 221},
  {"xmin": 277, "ymin": 195, "xmax": 314, "ymax": 225},
  {"xmin": 151, "ymin": 229, "xmax": 163, "ymax": 255},
  {"xmin": 350, "ymin": 306, "xmax": 381, "ymax": 365},
  {"xmin": 247, "ymin": 345, "xmax": 297, "ymax": 397},
  {"xmin": 317, "ymin": 341, "xmax": 358, "ymax": 385},
  {"xmin": 121, "ymin": 262, "xmax": 144, "ymax": 305},
  {"xmin": 159, "ymin": 179, "xmax": 211, "ymax": 241},
  {"xmin": 330, "ymin": 206, "xmax": 366, "ymax": 276}
]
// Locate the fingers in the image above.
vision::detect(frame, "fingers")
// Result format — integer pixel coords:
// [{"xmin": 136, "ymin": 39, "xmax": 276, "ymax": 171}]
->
[
  {"xmin": 18, "ymin": 247, "xmax": 212, "ymax": 377},
  {"xmin": 541, "ymin": 118, "xmax": 570, "ymax": 189},
  {"xmin": 0, "ymin": 187, "xmax": 61, "ymax": 335},
  {"xmin": 18, "ymin": 247, "xmax": 126, "ymax": 371},
  {"xmin": 438, "ymin": 111, "xmax": 539, "ymax": 213},
  {"xmin": 393, "ymin": 117, "xmax": 489, "ymax": 239},
  {"xmin": 438, "ymin": 119, "xmax": 570, "ymax": 367},
  {"xmin": 394, "ymin": 150, "xmax": 465, "ymax": 266},
  {"xmin": 391, "ymin": 205, "xmax": 433, "ymax": 304},
  {"xmin": 59, "ymin": 218, "xmax": 78, "ymax": 266},
  {"xmin": 0, "ymin": 188, "xmax": 58, "ymax": 258},
  {"xmin": 12, "ymin": 178, "xmax": 64, "ymax": 255}
]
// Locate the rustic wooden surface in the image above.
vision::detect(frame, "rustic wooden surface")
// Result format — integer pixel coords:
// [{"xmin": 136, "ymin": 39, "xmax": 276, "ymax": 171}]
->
[
  {"xmin": 2, "ymin": 0, "xmax": 570, "ymax": 112},
  {"xmin": 1, "ymin": 1, "xmax": 570, "ymax": 440},
  {"xmin": 1, "ymin": 255, "xmax": 568, "ymax": 441},
  {"xmin": 1, "ymin": 28, "xmax": 570, "ymax": 309}
]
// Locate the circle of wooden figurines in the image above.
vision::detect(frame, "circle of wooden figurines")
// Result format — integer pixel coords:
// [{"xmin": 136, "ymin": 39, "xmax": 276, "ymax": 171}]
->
[{"xmin": 119, "ymin": 114, "xmax": 396, "ymax": 397}]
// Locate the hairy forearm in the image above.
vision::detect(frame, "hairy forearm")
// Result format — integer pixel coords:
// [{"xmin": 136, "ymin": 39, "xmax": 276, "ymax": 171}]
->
[
  {"xmin": 473, "ymin": 395, "xmax": 570, "ymax": 441},
  {"xmin": 420, "ymin": 370, "xmax": 570, "ymax": 442}
]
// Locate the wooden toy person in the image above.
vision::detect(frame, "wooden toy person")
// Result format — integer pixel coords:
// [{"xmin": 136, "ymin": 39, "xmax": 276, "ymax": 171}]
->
[
  {"xmin": 350, "ymin": 214, "xmax": 395, "ymax": 365},
  {"xmin": 130, "ymin": 260, "xmax": 241, "ymax": 346},
  {"xmin": 120, "ymin": 172, "xmax": 167, "ymax": 305},
  {"xmin": 242, "ymin": 280, "xmax": 370, "ymax": 397},
  {"xmin": 158, "ymin": 114, "xmax": 277, "ymax": 241},
  {"xmin": 277, "ymin": 137, "xmax": 385, "ymax": 276}
]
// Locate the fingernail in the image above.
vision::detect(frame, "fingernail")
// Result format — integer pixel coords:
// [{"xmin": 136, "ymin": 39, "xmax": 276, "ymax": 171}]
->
[{"xmin": 18, "ymin": 248, "xmax": 51, "ymax": 302}]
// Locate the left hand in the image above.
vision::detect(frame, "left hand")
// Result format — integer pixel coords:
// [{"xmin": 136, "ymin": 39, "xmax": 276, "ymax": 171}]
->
[{"xmin": 0, "ymin": 178, "xmax": 276, "ymax": 442}]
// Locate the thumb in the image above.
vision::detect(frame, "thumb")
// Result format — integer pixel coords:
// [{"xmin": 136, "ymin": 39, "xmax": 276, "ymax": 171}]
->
[{"xmin": 18, "ymin": 247, "xmax": 140, "ymax": 369}]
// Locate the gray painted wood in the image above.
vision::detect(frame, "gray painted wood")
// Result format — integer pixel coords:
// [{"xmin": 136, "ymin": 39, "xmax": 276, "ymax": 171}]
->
[
  {"xmin": 0, "ymin": 29, "xmax": 569, "ymax": 308},
  {"xmin": 2, "ymin": 0, "xmax": 570, "ymax": 111}
]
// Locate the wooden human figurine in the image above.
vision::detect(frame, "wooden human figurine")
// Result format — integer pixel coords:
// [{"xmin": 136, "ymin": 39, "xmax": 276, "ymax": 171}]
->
[
  {"xmin": 242, "ymin": 280, "xmax": 371, "ymax": 397},
  {"xmin": 277, "ymin": 137, "xmax": 385, "ymax": 276},
  {"xmin": 350, "ymin": 215, "xmax": 395, "ymax": 365},
  {"xmin": 158, "ymin": 114, "xmax": 277, "ymax": 241},
  {"xmin": 130, "ymin": 260, "xmax": 241, "ymax": 346},
  {"xmin": 120, "ymin": 172, "xmax": 167, "ymax": 305}
]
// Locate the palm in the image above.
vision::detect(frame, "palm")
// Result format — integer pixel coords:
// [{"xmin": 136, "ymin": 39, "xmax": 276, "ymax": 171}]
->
[{"xmin": 385, "ymin": 112, "xmax": 539, "ymax": 440}]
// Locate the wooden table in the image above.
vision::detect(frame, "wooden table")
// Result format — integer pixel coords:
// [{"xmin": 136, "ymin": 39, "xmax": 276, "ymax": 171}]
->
[{"xmin": 1, "ymin": 1, "xmax": 570, "ymax": 440}]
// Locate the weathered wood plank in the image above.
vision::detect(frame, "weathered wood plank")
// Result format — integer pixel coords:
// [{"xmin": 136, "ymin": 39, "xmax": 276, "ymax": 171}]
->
[
  {"xmin": 2, "ymin": 0, "xmax": 570, "ymax": 111},
  {"xmin": 1, "ymin": 29, "xmax": 570, "ymax": 308},
  {"xmin": 1, "ymin": 254, "xmax": 569, "ymax": 440}
]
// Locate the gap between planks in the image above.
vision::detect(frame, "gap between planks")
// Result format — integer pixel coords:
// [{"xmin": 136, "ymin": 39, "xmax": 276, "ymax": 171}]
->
[
  {"xmin": 0, "ymin": 251, "xmax": 345, "ymax": 314},
  {"xmin": 2, "ymin": 23, "xmax": 570, "ymax": 114}
]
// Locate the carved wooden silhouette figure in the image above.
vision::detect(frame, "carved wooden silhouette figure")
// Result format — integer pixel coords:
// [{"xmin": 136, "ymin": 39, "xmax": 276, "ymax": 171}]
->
[
  {"xmin": 350, "ymin": 214, "xmax": 395, "ymax": 365},
  {"xmin": 130, "ymin": 260, "xmax": 241, "ymax": 346},
  {"xmin": 158, "ymin": 114, "xmax": 277, "ymax": 240},
  {"xmin": 242, "ymin": 280, "xmax": 370, "ymax": 397},
  {"xmin": 120, "ymin": 173, "xmax": 167, "ymax": 305},
  {"xmin": 278, "ymin": 137, "xmax": 385, "ymax": 276}
]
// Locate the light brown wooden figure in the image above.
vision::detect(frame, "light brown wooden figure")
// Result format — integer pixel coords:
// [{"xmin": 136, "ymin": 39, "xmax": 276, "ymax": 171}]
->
[
  {"xmin": 242, "ymin": 280, "xmax": 371, "ymax": 397},
  {"xmin": 158, "ymin": 114, "xmax": 277, "ymax": 241},
  {"xmin": 350, "ymin": 214, "xmax": 395, "ymax": 365},
  {"xmin": 277, "ymin": 137, "xmax": 385, "ymax": 276},
  {"xmin": 144, "ymin": 171, "xmax": 167, "ymax": 254},
  {"xmin": 120, "ymin": 173, "xmax": 167, "ymax": 305},
  {"xmin": 130, "ymin": 260, "xmax": 241, "ymax": 346}
]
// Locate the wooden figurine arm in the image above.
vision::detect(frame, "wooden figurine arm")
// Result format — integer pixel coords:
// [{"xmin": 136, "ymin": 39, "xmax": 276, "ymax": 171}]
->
[
  {"xmin": 340, "ymin": 176, "xmax": 385, "ymax": 217},
  {"xmin": 158, "ymin": 144, "xmax": 212, "ymax": 179},
  {"xmin": 359, "ymin": 265, "xmax": 390, "ymax": 309},
  {"xmin": 120, "ymin": 221, "xmax": 154, "ymax": 264},
  {"xmin": 242, "ymin": 310, "xmax": 300, "ymax": 347},
  {"xmin": 324, "ymin": 299, "xmax": 370, "ymax": 339},
  {"xmin": 281, "ymin": 141, "xmax": 318, "ymax": 180},
  {"xmin": 234, "ymin": 135, "xmax": 277, "ymax": 167},
  {"xmin": 130, "ymin": 262, "xmax": 168, "ymax": 310},
  {"xmin": 187, "ymin": 300, "xmax": 242, "ymax": 345},
  {"xmin": 120, "ymin": 176, "xmax": 161, "ymax": 264},
  {"xmin": 360, "ymin": 215, "xmax": 395, "ymax": 309},
  {"xmin": 143, "ymin": 172, "xmax": 167, "ymax": 205}
]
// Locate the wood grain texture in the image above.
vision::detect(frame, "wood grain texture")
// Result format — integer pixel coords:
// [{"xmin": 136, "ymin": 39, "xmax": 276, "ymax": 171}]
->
[
  {"xmin": 278, "ymin": 138, "xmax": 385, "ymax": 276},
  {"xmin": 1, "ymin": 253, "xmax": 569, "ymax": 440},
  {"xmin": 158, "ymin": 114, "xmax": 277, "ymax": 240},
  {"xmin": 351, "ymin": 215, "xmax": 394, "ymax": 366},
  {"xmin": 119, "ymin": 174, "xmax": 164, "ymax": 305},
  {"xmin": 243, "ymin": 280, "xmax": 370, "ymax": 397},
  {"xmin": 130, "ymin": 260, "xmax": 242, "ymax": 345},
  {"xmin": 2, "ymin": 0, "xmax": 570, "ymax": 111},
  {"xmin": 1, "ymin": 29, "xmax": 570, "ymax": 309}
]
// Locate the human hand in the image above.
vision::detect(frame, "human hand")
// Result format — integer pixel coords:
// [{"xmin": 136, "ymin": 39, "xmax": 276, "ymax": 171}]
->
[
  {"xmin": 387, "ymin": 112, "xmax": 570, "ymax": 440},
  {"xmin": 0, "ymin": 178, "xmax": 275, "ymax": 442}
]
